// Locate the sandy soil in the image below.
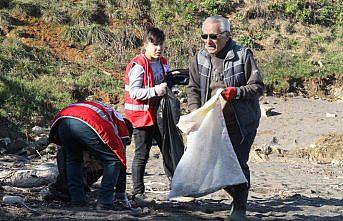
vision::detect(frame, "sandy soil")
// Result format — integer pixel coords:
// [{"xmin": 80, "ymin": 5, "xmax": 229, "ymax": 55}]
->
[
  {"xmin": 0, "ymin": 96, "xmax": 342, "ymax": 221},
  {"xmin": 256, "ymin": 96, "xmax": 343, "ymax": 150}
]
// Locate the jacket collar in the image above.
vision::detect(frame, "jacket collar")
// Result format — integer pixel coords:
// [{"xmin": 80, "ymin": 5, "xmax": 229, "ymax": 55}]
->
[{"xmin": 224, "ymin": 39, "xmax": 236, "ymax": 60}]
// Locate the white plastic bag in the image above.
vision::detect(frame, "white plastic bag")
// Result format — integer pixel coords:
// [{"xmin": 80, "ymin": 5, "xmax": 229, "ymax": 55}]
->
[{"xmin": 168, "ymin": 90, "xmax": 247, "ymax": 199}]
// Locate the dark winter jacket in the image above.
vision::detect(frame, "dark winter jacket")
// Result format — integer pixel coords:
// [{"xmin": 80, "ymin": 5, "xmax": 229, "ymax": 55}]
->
[{"xmin": 187, "ymin": 39, "xmax": 264, "ymax": 141}]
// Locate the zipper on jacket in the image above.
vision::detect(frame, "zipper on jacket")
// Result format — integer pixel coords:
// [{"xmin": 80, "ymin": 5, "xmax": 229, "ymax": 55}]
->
[{"xmin": 204, "ymin": 62, "xmax": 212, "ymax": 103}]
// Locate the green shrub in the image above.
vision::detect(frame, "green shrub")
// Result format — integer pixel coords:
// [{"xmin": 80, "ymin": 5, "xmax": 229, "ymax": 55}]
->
[
  {"xmin": 70, "ymin": 3, "xmax": 97, "ymax": 26},
  {"xmin": 118, "ymin": 0, "xmax": 150, "ymax": 25},
  {"xmin": 0, "ymin": 40, "xmax": 123, "ymax": 126},
  {"xmin": 0, "ymin": 39, "xmax": 55, "ymax": 77},
  {"xmin": 236, "ymin": 34, "xmax": 255, "ymax": 48},
  {"xmin": 0, "ymin": 10, "xmax": 11, "ymax": 26},
  {"xmin": 63, "ymin": 24, "xmax": 114, "ymax": 46},
  {"xmin": 0, "ymin": 0, "xmax": 11, "ymax": 9},
  {"xmin": 269, "ymin": 0, "xmax": 341, "ymax": 26},
  {"xmin": 10, "ymin": 0, "xmax": 42, "ymax": 18},
  {"xmin": 88, "ymin": 27, "xmax": 142, "ymax": 70},
  {"xmin": 260, "ymin": 36, "xmax": 342, "ymax": 93},
  {"xmin": 0, "ymin": 9, "xmax": 14, "ymax": 34},
  {"xmin": 41, "ymin": 4, "xmax": 70, "ymax": 24}
]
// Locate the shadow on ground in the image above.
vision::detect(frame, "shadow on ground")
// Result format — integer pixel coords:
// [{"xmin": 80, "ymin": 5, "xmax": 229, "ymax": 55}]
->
[
  {"xmin": 248, "ymin": 194, "xmax": 343, "ymax": 221},
  {"xmin": 0, "ymin": 192, "xmax": 342, "ymax": 220}
]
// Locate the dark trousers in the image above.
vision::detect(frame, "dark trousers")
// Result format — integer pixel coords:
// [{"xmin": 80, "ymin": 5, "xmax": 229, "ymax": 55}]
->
[
  {"xmin": 57, "ymin": 118, "xmax": 125, "ymax": 205},
  {"xmin": 131, "ymin": 124, "xmax": 163, "ymax": 195},
  {"xmin": 228, "ymin": 129, "xmax": 257, "ymax": 190}
]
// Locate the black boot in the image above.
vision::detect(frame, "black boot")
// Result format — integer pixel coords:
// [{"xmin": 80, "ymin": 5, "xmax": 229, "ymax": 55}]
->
[{"xmin": 225, "ymin": 185, "xmax": 248, "ymax": 221}]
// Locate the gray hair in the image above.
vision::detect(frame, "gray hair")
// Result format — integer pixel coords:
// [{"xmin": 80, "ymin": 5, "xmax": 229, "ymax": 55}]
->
[{"xmin": 202, "ymin": 16, "xmax": 231, "ymax": 33}]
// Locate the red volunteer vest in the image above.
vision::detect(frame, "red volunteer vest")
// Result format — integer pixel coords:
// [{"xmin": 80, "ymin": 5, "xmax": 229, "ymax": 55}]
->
[
  {"xmin": 124, "ymin": 54, "xmax": 168, "ymax": 128},
  {"xmin": 50, "ymin": 101, "xmax": 129, "ymax": 167}
]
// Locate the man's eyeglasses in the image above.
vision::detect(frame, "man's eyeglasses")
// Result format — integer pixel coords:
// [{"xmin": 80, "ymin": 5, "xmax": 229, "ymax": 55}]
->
[{"xmin": 201, "ymin": 31, "xmax": 227, "ymax": 40}]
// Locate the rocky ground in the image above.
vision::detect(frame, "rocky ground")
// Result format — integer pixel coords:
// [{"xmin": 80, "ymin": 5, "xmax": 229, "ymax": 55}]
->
[{"xmin": 0, "ymin": 96, "xmax": 342, "ymax": 220}]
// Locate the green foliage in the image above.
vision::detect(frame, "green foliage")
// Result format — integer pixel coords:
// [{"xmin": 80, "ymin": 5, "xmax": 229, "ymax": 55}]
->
[
  {"xmin": 0, "ymin": 0, "xmax": 342, "ymax": 128},
  {"xmin": 199, "ymin": 0, "xmax": 230, "ymax": 15},
  {"xmin": 75, "ymin": 67, "xmax": 122, "ymax": 94},
  {"xmin": 236, "ymin": 34, "xmax": 254, "ymax": 48},
  {"xmin": 289, "ymin": 38, "xmax": 298, "ymax": 49},
  {"xmin": 151, "ymin": 0, "xmax": 201, "ymax": 28},
  {"xmin": 0, "ymin": 39, "xmax": 57, "ymax": 125},
  {"xmin": 0, "ymin": 9, "xmax": 15, "ymax": 33},
  {"xmin": 0, "ymin": 38, "xmax": 122, "ymax": 127},
  {"xmin": 70, "ymin": 2, "xmax": 101, "ymax": 26},
  {"xmin": 88, "ymin": 26, "xmax": 142, "ymax": 69},
  {"xmin": 0, "ymin": 39, "xmax": 54, "ymax": 78},
  {"xmin": 235, "ymin": 30, "xmax": 264, "ymax": 49},
  {"xmin": 0, "ymin": 0, "xmax": 11, "ymax": 9},
  {"xmin": 164, "ymin": 33, "xmax": 199, "ymax": 68},
  {"xmin": 117, "ymin": 0, "xmax": 150, "ymax": 26},
  {"xmin": 260, "ymin": 39, "xmax": 343, "ymax": 93},
  {"xmin": 235, "ymin": 12, "xmax": 244, "ymax": 21},
  {"xmin": 41, "ymin": 4, "xmax": 70, "ymax": 24},
  {"xmin": 10, "ymin": 0, "xmax": 42, "ymax": 18},
  {"xmin": 269, "ymin": 0, "xmax": 341, "ymax": 26},
  {"xmin": 63, "ymin": 24, "xmax": 114, "ymax": 46}
]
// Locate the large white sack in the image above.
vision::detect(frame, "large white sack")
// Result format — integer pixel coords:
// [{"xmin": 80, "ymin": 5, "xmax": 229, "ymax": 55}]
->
[{"xmin": 168, "ymin": 90, "xmax": 247, "ymax": 199}]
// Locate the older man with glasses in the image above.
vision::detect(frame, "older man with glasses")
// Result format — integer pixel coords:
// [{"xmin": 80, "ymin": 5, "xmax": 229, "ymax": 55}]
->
[{"xmin": 187, "ymin": 16, "xmax": 265, "ymax": 221}]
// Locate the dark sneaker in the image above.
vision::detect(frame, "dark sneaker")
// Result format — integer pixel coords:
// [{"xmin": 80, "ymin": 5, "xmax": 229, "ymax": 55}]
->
[
  {"xmin": 96, "ymin": 202, "xmax": 142, "ymax": 215},
  {"xmin": 96, "ymin": 202, "xmax": 121, "ymax": 211},
  {"xmin": 132, "ymin": 193, "xmax": 155, "ymax": 207},
  {"xmin": 44, "ymin": 185, "xmax": 70, "ymax": 202},
  {"xmin": 70, "ymin": 201, "xmax": 88, "ymax": 209},
  {"xmin": 114, "ymin": 196, "xmax": 132, "ymax": 209},
  {"xmin": 227, "ymin": 210, "xmax": 247, "ymax": 221}
]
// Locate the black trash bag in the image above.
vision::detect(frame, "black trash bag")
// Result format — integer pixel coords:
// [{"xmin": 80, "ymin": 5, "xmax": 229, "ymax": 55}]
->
[
  {"xmin": 157, "ymin": 89, "xmax": 185, "ymax": 178},
  {"xmin": 166, "ymin": 69, "xmax": 189, "ymax": 87}
]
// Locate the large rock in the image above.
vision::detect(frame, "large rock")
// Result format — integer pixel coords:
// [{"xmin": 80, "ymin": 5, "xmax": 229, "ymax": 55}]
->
[
  {"xmin": 0, "ymin": 138, "xmax": 27, "ymax": 154},
  {"xmin": 1, "ymin": 163, "xmax": 58, "ymax": 187}
]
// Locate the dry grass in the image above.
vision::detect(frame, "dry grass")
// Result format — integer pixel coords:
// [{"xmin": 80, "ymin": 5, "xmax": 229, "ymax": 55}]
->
[{"xmin": 293, "ymin": 133, "xmax": 343, "ymax": 165}]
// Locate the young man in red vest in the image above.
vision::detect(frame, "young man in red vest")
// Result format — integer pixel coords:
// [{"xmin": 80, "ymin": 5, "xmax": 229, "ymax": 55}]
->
[
  {"xmin": 124, "ymin": 27, "xmax": 169, "ymax": 205},
  {"xmin": 49, "ymin": 100, "xmax": 131, "ymax": 210}
]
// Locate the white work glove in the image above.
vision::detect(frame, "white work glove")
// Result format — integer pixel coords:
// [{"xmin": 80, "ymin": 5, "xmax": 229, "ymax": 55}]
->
[{"xmin": 154, "ymin": 82, "xmax": 167, "ymax": 96}]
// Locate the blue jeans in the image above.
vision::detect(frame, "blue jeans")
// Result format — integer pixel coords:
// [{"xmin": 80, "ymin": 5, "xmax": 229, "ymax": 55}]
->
[{"xmin": 57, "ymin": 118, "xmax": 124, "ymax": 205}]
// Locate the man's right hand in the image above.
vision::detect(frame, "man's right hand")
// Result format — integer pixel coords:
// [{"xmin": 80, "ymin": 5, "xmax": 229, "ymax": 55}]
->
[
  {"xmin": 221, "ymin": 87, "xmax": 237, "ymax": 101},
  {"xmin": 155, "ymin": 82, "xmax": 167, "ymax": 96}
]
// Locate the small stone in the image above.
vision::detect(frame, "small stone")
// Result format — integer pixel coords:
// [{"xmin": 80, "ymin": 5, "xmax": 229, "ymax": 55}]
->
[
  {"xmin": 34, "ymin": 136, "xmax": 48, "ymax": 144},
  {"xmin": 142, "ymin": 207, "xmax": 150, "ymax": 214},
  {"xmin": 3, "ymin": 195, "xmax": 25, "ymax": 205},
  {"xmin": 32, "ymin": 126, "xmax": 43, "ymax": 134},
  {"xmin": 3, "ymin": 138, "xmax": 27, "ymax": 154},
  {"xmin": 326, "ymin": 112, "xmax": 337, "ymax": 118},
  {"xmin": 0, "ymin": 137, "xmax": 11, "ymax": 146},
  {"xmin": 309, "ymin": 144, "xmax": 317, "ymax": 148}
]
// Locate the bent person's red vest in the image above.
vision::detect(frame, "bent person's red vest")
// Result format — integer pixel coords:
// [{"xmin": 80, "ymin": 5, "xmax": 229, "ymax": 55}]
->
[
  {"xmin": 124, "ymin": 54, "xmax": 168, "ymax": 128},
  {"xmin": 50, "ymin": 101, "xmax": 129, "ymax": 167}
]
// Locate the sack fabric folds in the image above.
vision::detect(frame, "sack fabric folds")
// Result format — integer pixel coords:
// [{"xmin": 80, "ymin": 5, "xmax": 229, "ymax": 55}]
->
[{"xmin": 168, "ymin": 90, "xmax": 247, "ymax": 199}]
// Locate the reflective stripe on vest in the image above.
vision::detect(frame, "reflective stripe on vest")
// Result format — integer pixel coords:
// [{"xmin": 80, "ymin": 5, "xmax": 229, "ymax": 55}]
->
[
  {"xmin": 69, "ymin": 103, "xmax": 119, "ymax": 135},
  {"xmin": 124, "ymin": 103, "xmax": 149, "ymax": 111},
  {"xmin": 125, "ymin": 84, "xmax": 150, "ymax": 91}
]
